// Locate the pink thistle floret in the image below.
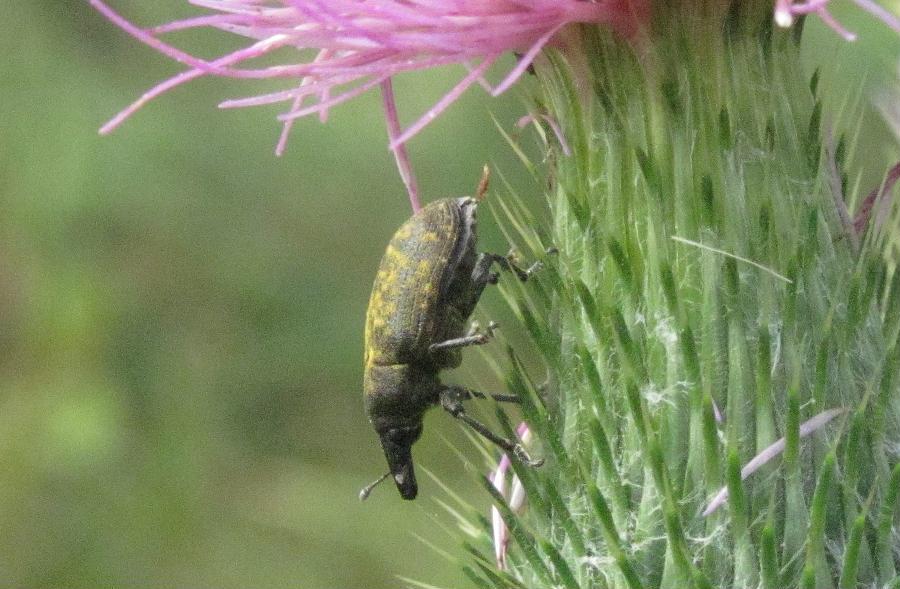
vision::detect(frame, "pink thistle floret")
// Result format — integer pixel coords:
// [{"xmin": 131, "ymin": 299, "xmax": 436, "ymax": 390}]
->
[
  {"xmin": 90, "ymin": 0, "xmax": 640, "ymax": 211},
  {"xmin": 490, "ymin": 422, "xmax": 532, "ymax": 571},
  {"xmin": 702, "ymin": 407, "xmax": 846, "ymax": 516},
  {"xmin": 774, "ymin": 0, "xmax": 900, "ymax": 41}
]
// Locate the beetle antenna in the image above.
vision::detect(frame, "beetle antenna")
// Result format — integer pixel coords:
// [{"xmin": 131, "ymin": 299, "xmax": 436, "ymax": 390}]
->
[
  {"xmin": 359, "ymin": 471, "xmax": 391, "ymax": 501},
  {"xmin": 476, "ymin": 164, "xmax": 491, "ymax": 201}
]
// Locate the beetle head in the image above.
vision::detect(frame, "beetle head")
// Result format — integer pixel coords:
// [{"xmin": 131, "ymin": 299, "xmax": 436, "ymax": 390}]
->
[
  {"xmin": 456, "ymin": 196, "xmax": 478, "ymax": 219},
  {"xmin": 378, "ymin": 423, "xmax": 423, "ymax": 500},
  {"xmin": 455, "ymin": 196, "xmax": 478, "ymax": 246}
]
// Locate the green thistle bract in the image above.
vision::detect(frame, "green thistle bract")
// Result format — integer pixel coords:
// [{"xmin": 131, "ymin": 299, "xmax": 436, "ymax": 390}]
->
[{"xmin": 458, "ymin": 4, "xmax": 900, "ymax": 589}]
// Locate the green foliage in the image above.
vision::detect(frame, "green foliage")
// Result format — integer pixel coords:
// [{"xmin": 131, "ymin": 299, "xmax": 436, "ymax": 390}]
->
[
  {"xmin": 2, "ymin": 4, "xmax": 532, "ymax": 588},
  {"xmin": 457, "ymin": 4, "xmax": 900, "ymax": 588}
]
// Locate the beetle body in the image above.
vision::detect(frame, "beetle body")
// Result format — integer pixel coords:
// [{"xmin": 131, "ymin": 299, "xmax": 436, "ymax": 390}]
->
[
  {"xmin": 363, "ymin": 197, "xmax": 480, "ymax": 499},
  {"xmin": 361, "ymin": 193, "xmax": 543, "ymax": 501}
]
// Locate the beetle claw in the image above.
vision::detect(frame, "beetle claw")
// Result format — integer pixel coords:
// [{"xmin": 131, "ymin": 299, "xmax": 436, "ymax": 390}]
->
[
  {"xmin": 524, "ymin": 260, "xmax": 543, "ymax": 276},
  {"xmin": 502, "ymin": 250, "xmax": 544, "ymax": 282},
  {"xmin": 513, "ymin": 444, "xmax": 544, "ymax": 468},
  {"xmin": 468, "ymin": 320, "xmax": 498, "ymax": 338}
]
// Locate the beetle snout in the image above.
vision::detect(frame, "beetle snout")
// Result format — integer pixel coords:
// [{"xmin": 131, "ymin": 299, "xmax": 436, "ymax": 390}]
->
[
  {"xmin": 383, "ymin": 444, "xmax": 417, "ymax": 500},
  {"xmin": 379, "ymin": 427, "xmax": 421, "ymax": 500},
  {"xmin": 392, "ymin": 459, "xmax": 418, "ymax": 500}
]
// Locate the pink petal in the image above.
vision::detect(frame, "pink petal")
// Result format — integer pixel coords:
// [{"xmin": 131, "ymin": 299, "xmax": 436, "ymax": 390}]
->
[
  {"xmin": 381, "ymin": 79, "xmax": 421, "ymax": 211},
  {"xmin": 702, "ymin": 407, "xmax": 847, "ymax": 516}
]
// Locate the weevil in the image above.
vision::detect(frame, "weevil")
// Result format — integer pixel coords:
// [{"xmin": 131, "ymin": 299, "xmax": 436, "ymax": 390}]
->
[{"xmin": 360, "ymin": 170, "xmax": 543, "ymax": 501}]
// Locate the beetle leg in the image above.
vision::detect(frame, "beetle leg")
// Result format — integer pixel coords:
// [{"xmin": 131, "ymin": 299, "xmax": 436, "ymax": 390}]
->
[
  {"xmin": 428, "ymin": 321, "xmax": 498, "ymax": 354},
  {"xmin": 472, "ymin": 253, "xmax": 501, "ymax": 288},
  {"xmin": 474, "ymin": 252, "xmax": 541, "ymax": 284},
  {"xmin": 428, "ymin": 334, "xmax": 488, "ymax": 353},
  {"xmin": 439, "ymin": 387, "xmax": 543, "ymax": 467},
  {"xmin": 453, "ymin": 386, "xmax": 521, "ymax": 404}
]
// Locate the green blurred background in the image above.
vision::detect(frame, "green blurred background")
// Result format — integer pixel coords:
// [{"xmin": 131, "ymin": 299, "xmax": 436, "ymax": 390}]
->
[{"xmin": 1, "ymin": 2, "xmax": 898, "ymax": 588}]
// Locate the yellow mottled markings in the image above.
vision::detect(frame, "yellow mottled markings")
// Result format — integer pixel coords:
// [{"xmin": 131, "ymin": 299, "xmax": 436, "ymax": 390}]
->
[
  {"xmin": 393, "ymin": 224, "xmax": 413, "ymax": 241},
  {"xmin": 413, "ymin": 260, "xmax": 435, "ymax": 312},
  {"xmin": 383, "ymin": 244, "xmax": 410, "ymax": 268},
  {"xmin": 366, "ymin": 279, "xmax": 397, "ymax": 331},
  {"xmin": 363, "ymin": 198, "xmax": 463, "ymax": 382}
]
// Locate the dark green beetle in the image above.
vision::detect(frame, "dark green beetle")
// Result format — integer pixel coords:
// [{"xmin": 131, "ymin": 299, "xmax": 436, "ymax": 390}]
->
[{"xmin": 360, "ymin": 185, "xmax": 543, "ymax": 501}]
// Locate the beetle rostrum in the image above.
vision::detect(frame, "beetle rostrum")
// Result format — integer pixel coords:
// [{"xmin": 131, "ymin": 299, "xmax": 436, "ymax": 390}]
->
[{"xmin": 360, "ymin": 194, "xmax": 543, "ymax": 501}]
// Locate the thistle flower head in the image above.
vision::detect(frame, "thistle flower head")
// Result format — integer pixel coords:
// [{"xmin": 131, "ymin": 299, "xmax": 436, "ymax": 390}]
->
[
  {"xmin": 90, "ymin": 0, "xmax": 643, "ymax": 210},
  {"xmin": 91, "ymin": 0, "xmax": 899, "ymax": 210}
]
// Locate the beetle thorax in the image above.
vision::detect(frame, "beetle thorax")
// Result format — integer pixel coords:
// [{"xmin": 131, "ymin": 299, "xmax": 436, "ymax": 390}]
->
[{"xmin": 364, "ymin": 363, "xmax": 440, "ymax": 430}]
